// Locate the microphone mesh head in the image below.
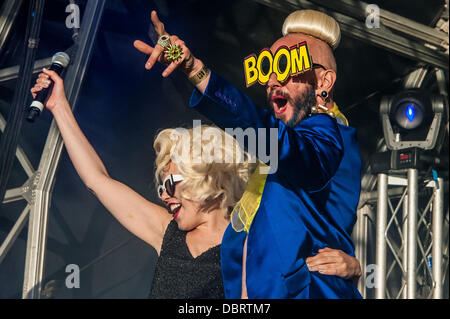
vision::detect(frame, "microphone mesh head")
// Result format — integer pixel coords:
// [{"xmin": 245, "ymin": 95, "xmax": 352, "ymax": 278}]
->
[{"xmin": 52, "ymin": 52, "xmax": 70, "ymax": 68}]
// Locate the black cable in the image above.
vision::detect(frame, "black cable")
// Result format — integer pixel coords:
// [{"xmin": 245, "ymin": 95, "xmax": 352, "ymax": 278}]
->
[{"xmin": 0, "ymin": 0, "xmax": 46, "ymax": 205}]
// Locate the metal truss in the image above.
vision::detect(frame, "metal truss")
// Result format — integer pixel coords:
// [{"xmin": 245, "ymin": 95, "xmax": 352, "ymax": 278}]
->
[
  {"xmin": 0, "ymin": 0, "xmax": 106, "ymax": 299},
  {"xmin": 377, "ymin": 173, "xmax": 446, "ymax": 299},
  {"xmin": 0, "ymin": 0, "xmax": 24, "ymax": 56},
  {"xmin": 352, "ymin": 0, "xmax": 449, "ymax": 292},
  {"xmin": 353, "ymin": 203, "xmax": 375, "ymax": 298},
  {"xmin": 354, "ymin": 60, "xmax": 449, "ymax": 298},
  {"xmin": 356, "ymin": 174, "xmax": 448, "ymax": 299},
  {"xmin": 0, "ymin": 57, "xmax": 53, "ymax": 83},
  {"xmin": 252, "ymin": 0, "xmax": 449, "ymax": 69}
]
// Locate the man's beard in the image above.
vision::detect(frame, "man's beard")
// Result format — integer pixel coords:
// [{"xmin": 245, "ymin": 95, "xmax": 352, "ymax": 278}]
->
[{"xmin": 267, "ymin": 86, "xmax": 316, "ymax": 128}]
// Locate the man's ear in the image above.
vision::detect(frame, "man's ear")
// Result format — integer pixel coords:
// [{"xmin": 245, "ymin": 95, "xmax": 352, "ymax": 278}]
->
[{"xmin": 315, "ymin": 69, "xmax": 336, "ymax": 96}]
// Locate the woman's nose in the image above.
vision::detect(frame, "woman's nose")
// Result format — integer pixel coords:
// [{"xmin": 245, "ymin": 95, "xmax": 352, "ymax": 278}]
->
[{"xmin": 160, "ymin": 190, "xmax": 171, "ymax": 202}]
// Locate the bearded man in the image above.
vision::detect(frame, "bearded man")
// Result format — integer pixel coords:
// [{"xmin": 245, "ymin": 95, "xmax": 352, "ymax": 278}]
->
[{"xmin": 135, "ymin": 9, "xmax": 362, "ymax": 299}]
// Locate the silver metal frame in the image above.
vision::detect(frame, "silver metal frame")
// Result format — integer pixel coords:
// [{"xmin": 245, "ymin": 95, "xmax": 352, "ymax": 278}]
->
[
  {"xmin": 355, "ymin": 61, "xmax": 448, "ymax": 298},
  {"xmin": 21, "ymin": 0, "xmax": 106, "ymax": 299},
  {"xmin": 0, "ymin": 57, "xmax": 52, "ymax": 83},
  {"xmin": 406, "ymin": 169, "xmax": 418, "ymax": 298},
  {"xmin": 0, "ymin": 0, "xmax": 24, "ymax": 54},
  {"xmin": 432, "ymin": 178, "xmax": 444, "ymax": 299},
  {"xmin": 351, "ymin": 0, "xmax": 449, "ymax": 290},
  {"xmin": 310, "ymin": 0, "xmax": 448, "ymax": 49},
  {"xmin": 0, "ymin": 114, "xmax": 36, "ymax": 178},
  {"xmin": 375, "ymin": 173, "xmax": 388, "ymax": 298},
  {"xmin": 358, "ymin": 174, "xmax": 448, "ymax": 299},
  {"xmin": 0, "ymin": 0, "xmax": 105, "ymax": 299},
  {"xmin": 0, "ymin": 205, "xmax": 30, "ymax": 265},
  {"xmin": 402, "ymin": 194, "xmax": 408, "ymax": 299},
  {"xmin": 252, "ymin": 0, "xmax": 449, "ymax": 69}
]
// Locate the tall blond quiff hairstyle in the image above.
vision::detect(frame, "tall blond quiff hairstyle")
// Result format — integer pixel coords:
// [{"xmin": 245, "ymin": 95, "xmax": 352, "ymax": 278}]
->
[
  {"xmin": 282, "ymin": 9, "xmax": 341, "ymax": 50},
  {"xmin": 153, "ymin": 125, "xmax": 255, "ymax": 219}
]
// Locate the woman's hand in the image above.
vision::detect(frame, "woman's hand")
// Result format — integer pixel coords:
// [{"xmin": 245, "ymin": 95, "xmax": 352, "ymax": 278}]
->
[
  {"xmin": 30, "ymin": 68, "xmax": 69, "ymax": 112},
  {"xmin": 133, "ymin": 10, "xmax": 204, "ymax": 78},
  {"xmin": 306, "ymin": 247, "xmax": 362, "ymax": 283}
]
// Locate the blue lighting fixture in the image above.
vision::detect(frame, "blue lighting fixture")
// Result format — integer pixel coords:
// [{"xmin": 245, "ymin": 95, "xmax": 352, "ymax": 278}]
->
[
  {"xmin": 394, "ymin": 101, "xmax": 423, "ymax": 130},
  {"xmin": 380, "ymin": 89, "xmax": 445, "ymax": 151},
  {"xmin": 406, "ymin": 105, "xmax": 415, "ymax": 122}
]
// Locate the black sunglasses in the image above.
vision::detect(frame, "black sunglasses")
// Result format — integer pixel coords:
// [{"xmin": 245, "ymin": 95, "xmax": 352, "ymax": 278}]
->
[
  {"xmin": 157, "ymin": 174, "xmax": 184, "ymax": 199},
  {"xmin": 261, "ymin": 57, "xmax": 328, "ymax": 84},
  {"xmin": 259, "ymin": 52, "xmax": 328, "ymax": 73}
]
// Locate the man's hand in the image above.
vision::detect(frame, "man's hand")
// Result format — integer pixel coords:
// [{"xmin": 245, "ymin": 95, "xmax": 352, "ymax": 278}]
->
[
  {"xmin": 133, "ymin": 10, "xmax": 203, "ymax": 78},
  {"xmin": 306, "ymin": 247, "xmax": 362, "ymax": 284}
]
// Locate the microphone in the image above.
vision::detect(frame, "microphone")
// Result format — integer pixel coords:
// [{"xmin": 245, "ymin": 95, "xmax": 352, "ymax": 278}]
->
[{"xmin": 27, "ymin": 52, "xmax": 70, "ymax": 122}]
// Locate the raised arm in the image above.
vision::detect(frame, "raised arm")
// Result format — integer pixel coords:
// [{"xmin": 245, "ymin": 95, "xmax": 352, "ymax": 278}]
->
[
  {"xmin": 133, "ymin": 11, "xmax": 209, "ymax": 94},
  {"xmin": 134, "ymin": 11, "xmax": 343, "ymax": 191},
  {"xmin": 31, "ymin": 68, "xmax": 171, "ymax": 254},
  {"xmin": 133, "ymin": 12, "xmax": 270, "ymax": 129}
]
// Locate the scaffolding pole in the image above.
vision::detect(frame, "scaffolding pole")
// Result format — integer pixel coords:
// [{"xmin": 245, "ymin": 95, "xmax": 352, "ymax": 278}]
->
[
  {"xmin": 22, "ymin": 0, "xmax": 105, "ymax": 299},
  {"xmin": 375, "ymin": 173, "xmax": 388, "ymax": 298},
  {"xmin": 371, "ymin": 171, "xmax": 448, "ymax": 299},
  {"xmin": 432, "ymin": 178, "xmax": 444, "ymax": 298},
  {"xmin": 402, "ymin": 194, "xmax": 408, "ymax": 299},
  {"xmin": 406, "ymin": 169, "xmax": 418, "ymax": 299},
  {"xmin": 354, "ymin": 204, "xmax": 374, "ymax": 298}
]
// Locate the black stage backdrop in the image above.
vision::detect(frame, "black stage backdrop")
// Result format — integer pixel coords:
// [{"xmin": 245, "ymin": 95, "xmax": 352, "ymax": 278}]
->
[{"xmin": 0, "ymin": 0, "xmax": 446, "ymax": 299}]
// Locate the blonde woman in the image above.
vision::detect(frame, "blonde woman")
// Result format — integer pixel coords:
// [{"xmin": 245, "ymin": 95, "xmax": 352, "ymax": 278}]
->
[
  {"xmin": 136, "ymin": 8, "xmax": 364, "ymax": 299},
  {"xmin": 31, "ymin": 67, "xmax": 361, "ymax": 298}
]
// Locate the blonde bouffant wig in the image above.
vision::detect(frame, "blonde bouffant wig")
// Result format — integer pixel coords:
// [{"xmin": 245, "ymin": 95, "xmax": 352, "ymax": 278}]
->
[
  {"xmin": 153, "ymin": 125, "xmax": 255, "ymax": 219},
  {"xmin": 282, "ymin": 9, "xmax": 341, "ymax": 50}
]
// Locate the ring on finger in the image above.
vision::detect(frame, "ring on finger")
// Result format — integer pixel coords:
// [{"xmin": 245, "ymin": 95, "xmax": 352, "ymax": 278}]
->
[
  {"xmin": 157, "ymin": 35, "xmax": 171, "ymax": 49},
  {"xmin": 164, "ymin": 44, "xmax": 183, "ymax": 62}
]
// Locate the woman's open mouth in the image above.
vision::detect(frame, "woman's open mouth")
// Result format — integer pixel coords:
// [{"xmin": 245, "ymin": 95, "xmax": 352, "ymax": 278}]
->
[
  {"xmin": 270, "ymin": 95, "xmax": 288, "ymax": 114},
  {"xmin": 168, "ymin": 203, "xmax": 182, "ymax": 219}
]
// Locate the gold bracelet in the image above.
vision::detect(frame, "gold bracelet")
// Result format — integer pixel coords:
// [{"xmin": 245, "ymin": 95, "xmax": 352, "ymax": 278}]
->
[{"xmin": 189, "ymin": 66, "xmax": 210, "ymax": 86}]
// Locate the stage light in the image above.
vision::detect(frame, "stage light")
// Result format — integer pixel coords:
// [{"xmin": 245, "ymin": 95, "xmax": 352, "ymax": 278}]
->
[
  {"xmin": 405, "ymin": 105, "xmax": 415, "ymax": 121},
  {"xmin": 394, "ymin": 102, "xmax": 424, "ymax": 130},
  {"xmin": 379, "ymin": 89, "xmax": 445, "ymax": 151}
]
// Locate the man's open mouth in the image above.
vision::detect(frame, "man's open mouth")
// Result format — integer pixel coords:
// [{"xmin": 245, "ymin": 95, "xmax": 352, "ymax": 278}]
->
[{"xmin": 270, "ymin": 94, "xmax": 288, "ymax": 114}]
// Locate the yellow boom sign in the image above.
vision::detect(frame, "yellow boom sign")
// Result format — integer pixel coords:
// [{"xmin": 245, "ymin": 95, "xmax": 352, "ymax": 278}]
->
[{"xmin": 243, "ymin": 42, "xmax": 313, "ymax": 87}]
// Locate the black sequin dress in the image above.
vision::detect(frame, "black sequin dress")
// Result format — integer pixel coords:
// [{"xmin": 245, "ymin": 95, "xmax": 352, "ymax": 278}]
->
[{"xmin": 148, "ymin": 220, "xmax": 225, "ymax": 299}]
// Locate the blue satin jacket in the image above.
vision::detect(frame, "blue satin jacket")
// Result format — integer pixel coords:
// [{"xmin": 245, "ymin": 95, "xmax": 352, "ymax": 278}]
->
[{"xmin": 189, "ymin": 71, "xmax": 362, "ymax": 299}]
